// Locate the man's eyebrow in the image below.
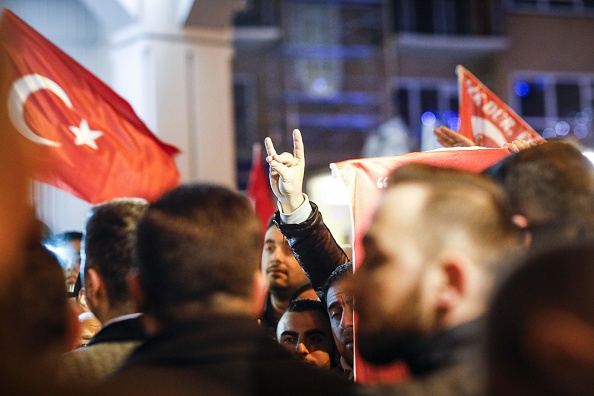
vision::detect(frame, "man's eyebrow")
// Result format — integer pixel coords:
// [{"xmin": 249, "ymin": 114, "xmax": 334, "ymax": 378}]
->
[
  {"xmin": 304, "ymin": 329, "xmax": 327, "ymax": 337},
  {"xmin": 279, "ymin": 330, "xmax": 298, "ymax": 338},
  {"xmin": 327, "ymin": 300, "xmax": 341, "ymax": 311}
]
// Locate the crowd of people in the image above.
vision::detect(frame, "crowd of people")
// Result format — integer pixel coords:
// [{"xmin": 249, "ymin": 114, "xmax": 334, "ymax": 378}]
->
[{"xmin": 1, "ymin": 126, "xmax": 594, "ymax": 396}]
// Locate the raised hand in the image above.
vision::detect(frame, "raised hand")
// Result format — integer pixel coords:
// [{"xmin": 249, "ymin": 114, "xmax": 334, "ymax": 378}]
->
[
  {"xmin": 433, "ymin": 126, "xmax": 478, "ymax": 147},
  {"xmin": 264, "ymin": 129, "xmax": 306, "ymax": 213},
  {"xmin": 503, "ymin": 139, "xmax": 544, "ymax": 153}
]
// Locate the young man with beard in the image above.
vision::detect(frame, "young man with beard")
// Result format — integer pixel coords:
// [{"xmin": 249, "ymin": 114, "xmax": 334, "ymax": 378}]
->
[
  {"xmin": 265, "ymin": 130, "xmax": 352, "ymax": 375},
  {"xmin": 352, "ymin": 165, "xmax": 524, "ymax": 394},
  {"xmin": 260, "ymin": 219, "xmax": 318, "ymax": 337}
]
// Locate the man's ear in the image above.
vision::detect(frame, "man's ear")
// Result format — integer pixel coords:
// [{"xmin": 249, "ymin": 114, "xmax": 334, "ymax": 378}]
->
[
  {"xmin": 435, "ymin": 255, "xmax": 466, "ymax": 314},
  {"xmin": 252, "ymin": 270, "xmax": 268, "ymax": 318},
  {"xmin": 127, "ymin": 270, "xmax": 144, "ymax": 314},
  {"xmin": 512, "ymin": 214, "xmax": 532, "ymax": 247},
  {"xmin": 85, "ymin": 268, "xmax": 103, "ymax": 306}
]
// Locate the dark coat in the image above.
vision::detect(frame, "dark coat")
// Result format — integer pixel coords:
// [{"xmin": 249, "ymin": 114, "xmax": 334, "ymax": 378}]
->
[
  {"xmin": 103, "ymin": 315, "xmax": 354, "ymax": 396},
  {"xmin": 274, "ymin": 201, "xmax": 349, "ymax": 290}
]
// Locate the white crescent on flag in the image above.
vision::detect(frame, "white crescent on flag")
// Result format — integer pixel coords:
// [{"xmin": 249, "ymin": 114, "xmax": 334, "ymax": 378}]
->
[{"xmin": 7, "ymin": 73, "xmax": 72, "ymax": 147}]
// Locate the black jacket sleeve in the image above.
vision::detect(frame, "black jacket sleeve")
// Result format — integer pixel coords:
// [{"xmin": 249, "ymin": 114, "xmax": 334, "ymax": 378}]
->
[{"xmin": 274, "ymin": 201, "xmax": 349, "ymax": 291}]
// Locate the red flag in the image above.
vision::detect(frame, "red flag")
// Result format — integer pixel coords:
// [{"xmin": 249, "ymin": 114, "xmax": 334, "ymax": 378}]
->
[
  {"xmin": 457, "ymin": 65, "xmax": 544, "ymax": 148},
  {"xmin": 247, "ymin": 142, "xmax": 276, "ymax": 234},
  {"xmin": 0, "ymin": 9, "xmax": 180, "ymax": 203}
]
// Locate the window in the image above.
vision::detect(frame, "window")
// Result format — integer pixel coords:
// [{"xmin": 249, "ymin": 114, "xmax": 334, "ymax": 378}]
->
[
  {"xmin": 392, "ymin": 78, "xmax": 458, "ymax": 150},
  {"xmin": 510, "ymin": 72, "xmax": 594, "ymax": 140},
  {"xmin": 507, "ymin": 0, "xmax": 594, "ymax": 13},
  {"xmin": 393, "ymin": 0, "xmax": 504, "ymax": 35}
]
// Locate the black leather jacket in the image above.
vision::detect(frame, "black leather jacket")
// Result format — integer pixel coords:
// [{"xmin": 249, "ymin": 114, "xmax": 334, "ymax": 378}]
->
[{"xmin": 273, "ymin": 201, "xmax": 349, "ymax": 291}]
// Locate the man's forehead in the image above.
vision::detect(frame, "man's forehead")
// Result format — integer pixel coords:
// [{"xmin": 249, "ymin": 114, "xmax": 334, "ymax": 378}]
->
[
  {"xmin": 264, "ymin": 226, "xmax": 286, "ymax": 242},
  {"xmin": 280, "ymin": 311, "xmax": 327, "ymax": 331},
  {"xmin": 369, "ymin": 183, "xmax": 428, "ymax": 234},
  {"xmin": 327, "ymin": 278, "xmax": 350, "ymax": 302}
]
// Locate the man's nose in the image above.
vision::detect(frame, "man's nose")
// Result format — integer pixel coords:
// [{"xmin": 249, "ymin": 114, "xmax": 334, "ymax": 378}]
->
[
  {"xmin": 295, "ymin": 341, "xmax": 309, "ymax": 356},
  {"xmin": 273, "ymin": 245, "xmax": 286, "ymax": 261},
  {"xmin": 341, "ymin": 305, "xmax": 354, "ymax": 329}
]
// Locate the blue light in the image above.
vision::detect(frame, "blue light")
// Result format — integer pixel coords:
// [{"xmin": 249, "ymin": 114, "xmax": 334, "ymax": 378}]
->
[
  {"xmin": 514, "ymin": 81, "xmax": 530, "ymax": 97},
  {"xmin": 447, "ymin": 116, "xmax": 460, "ymax": 131},
  {"xmin": 421, "ymin": 111, "xmax": 436, "ymax": 126}
]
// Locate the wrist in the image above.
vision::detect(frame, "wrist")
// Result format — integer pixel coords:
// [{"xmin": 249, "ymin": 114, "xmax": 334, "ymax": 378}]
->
[{"xmin": 279, "ymin": 194, "xmax": 306, "ymax": 214}]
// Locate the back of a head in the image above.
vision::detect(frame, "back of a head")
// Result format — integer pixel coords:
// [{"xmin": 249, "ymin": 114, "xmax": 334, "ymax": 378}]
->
[
  {"xmin": 499, "ymin": 140, "xmax": 594, "ymax": 225},
  {"xmin": 136, "ymin": 184, "xmax": 262, "ymax": 324},
  {"xmin": 487, "ymin": 244, "xmax": 594, "ymax": 396},
  {"xmin": 84, "ymin": 198, "xmax": 148, "ymax": 306},
  {"xmin": 0, "ymin": 220, "xmax": 70, "ymax": 377},
  {"xmin": 389, "ymin": 164, "xmax": 523, "ymax": 272}
]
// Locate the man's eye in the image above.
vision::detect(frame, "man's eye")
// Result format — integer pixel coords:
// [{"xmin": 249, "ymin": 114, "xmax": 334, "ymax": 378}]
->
[
  {"xmin": 330, "ymin": 309, "xmax": 342, "ymax": 320},
  {"xmin": 265, "ymin": 245, "xmax": 275, "ymax": 254},
  {"xmin": 309, "ymin": 335, "xmax": 324, "ymax": 344},
  {"xmin": 281, "ymin": 337, "xmax": 295, "ymax": 344}
]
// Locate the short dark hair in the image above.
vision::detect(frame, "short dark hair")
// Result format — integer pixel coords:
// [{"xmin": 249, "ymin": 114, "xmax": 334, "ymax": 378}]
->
[
  {"xmin": 322, "ymin": 262, "xmax": 353, "ymax": 303},
  {"xmin": 45, "ymin": 230, "xmax": 83, "ymax": 246},
  {"xmin": 136, "ymin": 184, "xmax": 262, "ymax": 323},
  {"xmin": 286, "ymin": 298, "xmax": 327, "ymax": 315},
  {"xmin": 388, "ymin": 164, "xmax": 523, "ymax": 273},
  {"xmin": 497, "ymin": 140, "xmax": 594, "ymax": 225},
  {"xmin": 83, "ymin": 198, "xmax": 148, "ymax": 306}
]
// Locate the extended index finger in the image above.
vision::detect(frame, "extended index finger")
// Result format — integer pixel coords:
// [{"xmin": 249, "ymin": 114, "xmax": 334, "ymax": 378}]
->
[
  {"xmin": 292, "ymin": 129, "xmax": 305, "ymax": 162},
  {"xmin": 264, "ymin": 137, "xmax": 277, "ymax": 158}
]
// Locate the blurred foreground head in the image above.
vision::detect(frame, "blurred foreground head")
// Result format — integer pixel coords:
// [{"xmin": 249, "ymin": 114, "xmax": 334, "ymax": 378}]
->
[
  {"xmin": 487, "ymin": 244, "xmax": 594, "ymax": 396},
  {"xmin": 353, "ymin": 164, "xmax": 523, "ymax": 372},
  {"xmin": 135, "ymin": 183, "xmax": 262, "ymax": 328}
]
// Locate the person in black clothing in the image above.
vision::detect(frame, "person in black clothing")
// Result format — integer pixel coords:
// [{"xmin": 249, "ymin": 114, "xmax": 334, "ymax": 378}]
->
[
  {"xmin": 259, "ymin": 218, "xmax": 318, "ymax": 337},
  {"xmin": 266, "ymin": 130, "xmax": 525, "ymax": 394},
  {"xmin": 61, "ymin": 198, "xmax": 148, "ymax": 384},
  {"xmin": 265, "ymin": 130, "xmax": 352, "ymax": 373},
  {"xmin": 103, "ymin": 184, "xmax": 352, "ymax": 396}
]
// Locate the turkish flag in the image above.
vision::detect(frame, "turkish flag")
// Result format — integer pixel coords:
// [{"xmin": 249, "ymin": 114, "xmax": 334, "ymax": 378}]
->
[
  {"xmin": 246, "ymin": 142, "xmax": 276, "ymax": 234},
  {"xmin": 457, "ymin": 65, "xmax": 544, "ymax": 148},
  {"xmin": 0, "ymin": 9, "xmax": 180, "ymax": 203}
]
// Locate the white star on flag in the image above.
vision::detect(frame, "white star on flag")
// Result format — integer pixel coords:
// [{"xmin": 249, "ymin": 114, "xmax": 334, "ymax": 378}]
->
[{"xmin": 68, "ymin": 119, "xmax": 103, "ymax": 150}]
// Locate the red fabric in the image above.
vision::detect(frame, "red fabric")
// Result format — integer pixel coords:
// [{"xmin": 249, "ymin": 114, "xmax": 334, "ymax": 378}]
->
[
  {"xmin": 332, "ymin": 147, "xmax": 510, "ymax": 384},
  {"xmin": 457, "ymin": 65, "xmax": 542, "ymax": 148},
  {"xmin": 0, "ymin": 9, "xmax": 180, "ymax": 203},
  {"xmin": 246, "ymin": 143, "xmax": 276, "ymax": 234}
]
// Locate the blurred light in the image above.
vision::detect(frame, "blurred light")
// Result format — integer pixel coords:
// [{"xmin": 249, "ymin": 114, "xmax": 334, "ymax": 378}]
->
[
  {"xmin": 574, "ymin": 124, "xmax": 589, "ymax": 139},
  {"xmin": 514, "ymin": 81, "xmax": 530, "ymax": 97},
  {"xmin": 311, "ymin": 77, "xmax": 328, "ymax": 94},
  {"xmin": 575, "ymin": 111, "xmax": 590, "ymax": 126},
  {"xmin": 542, "ymin": 128, "xmax": 556, "ymax": 138},
  {"xmin": 582, "ymin": 151, "xmax": 594, "ymax": 165},
  {"xmin": 555, "ymin": 121, "xmax": 571, "ymax": 136},
  {"xmin": 447, "ymin": 116, "xmax": 460, "ymax": 130},
  {"xmin": 421, "ymin": 111, "xmax": 436, "ymax": 126}
]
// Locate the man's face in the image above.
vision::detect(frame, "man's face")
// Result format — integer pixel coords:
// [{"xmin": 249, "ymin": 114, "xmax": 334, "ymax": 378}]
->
[
  {"xmin": 352, "ymin": 185, "xmax": 439, "ymax": 364},
  {"xmin": 326, "ymin": 278, "xmax": 354, "ymax": 366},
  {"xmin": 277, "ymin": 310, "xmax": 335, "ymax": 369},
  {"xmin": 54, "ymin": 239, "xmax": 81, "ymax": 292},
  {"xmin": 261, "ymin": 226, "xmax": 309, "ymax": 291}
]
